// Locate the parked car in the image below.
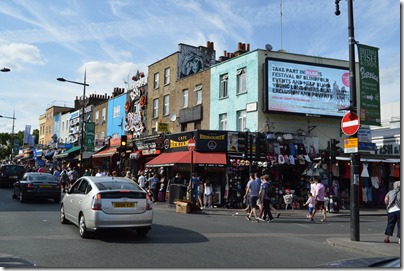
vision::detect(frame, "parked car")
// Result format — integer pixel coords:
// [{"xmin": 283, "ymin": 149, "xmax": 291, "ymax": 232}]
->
[
  {"xmin": 12, "ymin": 172, "xmax": 61, "ymax": 203},
  {"xmin": 0, "ymin": 164, "xmax": 25, "ymax": 187},
  {"xmin": 60, "ymin": 176, "xmax": 153, "ymax": 238}
]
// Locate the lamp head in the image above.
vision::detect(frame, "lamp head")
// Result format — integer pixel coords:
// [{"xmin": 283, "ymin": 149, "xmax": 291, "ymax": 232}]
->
[
  {"xmin": 1, "ymin": 67, "xmax": 10, "ymax": 72},
  {"xmin": 57, "ymin": 77, "xmax": 66, "ymax": 82}
]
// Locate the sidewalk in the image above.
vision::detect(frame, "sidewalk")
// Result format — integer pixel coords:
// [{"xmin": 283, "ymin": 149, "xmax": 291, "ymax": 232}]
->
[{"xmin": 154, "ymin": 202, "xmax": 400, "ymax": 257}]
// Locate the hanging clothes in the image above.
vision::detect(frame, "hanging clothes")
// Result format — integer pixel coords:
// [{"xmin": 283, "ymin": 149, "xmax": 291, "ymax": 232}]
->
[
  {"xmin": 370, "ymin": 176, "xmax": 380, "ymax": 189},
  {"xmin": 366, "ymin": 187, "xmax": 373, "ymax": 202},
  {"xmin": 362, "ymin": 187, "xmax": 368, "ymax": 202},
  {"xmin": 361, "ymin": 163, "xmax": 369, "ymax": 177},
  {"xmin": 393, "ymin": 164, "xmax": 400, "ymax": 178}
]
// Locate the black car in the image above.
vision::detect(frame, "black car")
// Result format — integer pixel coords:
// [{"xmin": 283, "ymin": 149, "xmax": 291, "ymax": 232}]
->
[
  {"xmin": 0, "ymin": 164, "xmax": 25, "ymax": 187},
  {"xmin": 12, "ymin": 172, "xmax": 61, "ymax": 203}
]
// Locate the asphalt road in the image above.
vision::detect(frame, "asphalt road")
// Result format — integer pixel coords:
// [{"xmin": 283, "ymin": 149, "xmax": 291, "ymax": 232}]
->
[{"xmin": 0, "ymin": 188, "xmax": 396, "ymax": 268}]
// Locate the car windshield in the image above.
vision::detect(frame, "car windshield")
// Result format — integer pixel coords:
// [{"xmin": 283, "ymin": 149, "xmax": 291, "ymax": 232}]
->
[
  {"xmin": 95, "ymin": 181, "xmax": 141, "ymax": 191},
  {"xmin": 28, "ymin": 175, "xmax": 54, "ymax": 182},
  {"xmin": 3, "ymin": 166, "xmax": 24, "ymax": 174}
]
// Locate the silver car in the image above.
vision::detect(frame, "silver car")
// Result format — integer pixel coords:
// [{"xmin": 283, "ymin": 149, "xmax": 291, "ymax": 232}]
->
[{"xmin": 60, "ymin": 176, "xmax": 153, "ymax": 238}]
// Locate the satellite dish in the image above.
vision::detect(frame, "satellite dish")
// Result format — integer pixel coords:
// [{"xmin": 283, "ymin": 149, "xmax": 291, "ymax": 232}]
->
[
  {"xmin": 169, "ymin": 112, "xmax": 177, "ymax": 122},
  {"xmin": 265, "ymin": 44, "xmax": 273, "ymax": 51}
]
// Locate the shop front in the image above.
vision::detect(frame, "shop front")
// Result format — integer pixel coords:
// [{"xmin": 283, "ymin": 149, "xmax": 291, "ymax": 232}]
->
[{"xmin": 145, "ymin": 130, "xmax": 228, "ymax": 206}]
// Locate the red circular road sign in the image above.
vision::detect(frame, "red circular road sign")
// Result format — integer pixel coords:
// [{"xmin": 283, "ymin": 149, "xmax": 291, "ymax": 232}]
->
[
  {"xmin": 341, "ymin": 112, "xmax": 360, "ymax": 136},
  {"xmin": 188, "ymin": 138, "xmax": 195, "ymax": 151}
]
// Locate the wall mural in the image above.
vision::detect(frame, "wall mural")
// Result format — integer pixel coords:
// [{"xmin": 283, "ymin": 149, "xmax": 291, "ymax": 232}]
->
[
  {"xmin": 125, "ymin": 71, "xmax": 148, "ymax": 138},
  {"xmin": 177, "ymin": 44, "xmax": 215, "ymax": 79}
]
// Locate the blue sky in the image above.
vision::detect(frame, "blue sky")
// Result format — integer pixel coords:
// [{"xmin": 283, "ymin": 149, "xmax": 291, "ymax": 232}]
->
[{"xmin": 0, "ymin": 0, "xmax": 400, "ymax": 133}]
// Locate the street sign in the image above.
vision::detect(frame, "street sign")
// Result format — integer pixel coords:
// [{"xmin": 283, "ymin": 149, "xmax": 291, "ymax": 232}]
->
[
  {"xmin": 188, "ymin": 138, "xmax": 195, "ymax": 151},
  {"xmin": 344, "ymin": 138, "xmax": 358, "ymax": 153},
  {"xmin": 341, "ymin": 112, "xmax": 360, "ymax": 136}
]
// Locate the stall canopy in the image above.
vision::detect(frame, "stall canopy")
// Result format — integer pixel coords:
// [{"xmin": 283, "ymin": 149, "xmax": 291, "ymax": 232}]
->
[
  {"xmin": 54, "ymin": 146, "xmax": 81, "ymax": 159},
  {"xmin": 92, "ymin": 146, "xmax": 118, "ymax": 159},
  {"xmin": 145, "ymin": 151, "xmax": 227, "ymax": 168}
]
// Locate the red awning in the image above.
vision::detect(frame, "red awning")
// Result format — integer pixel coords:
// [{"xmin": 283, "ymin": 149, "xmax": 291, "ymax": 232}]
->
[
  {"xmin": 92, "ymin": 146, "xmax": 119, "ymax": 158},
  {"xmin": 145, "ymin": 151, "xmax": 227, "ymax": 168}
]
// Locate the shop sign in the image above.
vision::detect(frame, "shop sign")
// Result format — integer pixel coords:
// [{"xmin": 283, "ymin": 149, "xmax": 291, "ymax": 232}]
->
[
  {"xmin": 357, "ymin": 128, "xmax": 371, "ymax": 143},
  {"xmin": 156, "ymin": 122, "xmax": 169, "ymax": 133}
]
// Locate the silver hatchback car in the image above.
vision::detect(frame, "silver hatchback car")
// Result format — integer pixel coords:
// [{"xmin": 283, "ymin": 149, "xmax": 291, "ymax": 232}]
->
[{"xmin": 60, "ymin": 176, "xmax": 153, "ymax": 238}]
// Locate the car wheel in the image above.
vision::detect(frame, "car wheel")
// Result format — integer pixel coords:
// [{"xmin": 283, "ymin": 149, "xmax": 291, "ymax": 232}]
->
[
  {"xmin": 12, "ymin": 188, "xmax": 17, "ymax": 199},
  {"xmin": 136, "ymin": 227, "xmax": 149, "ymax": 236},
  {"xmin": 19, "ymin": 191, "xmax": 25, "ymax": 203},
  {"xmin": 79, "ymin": 214, "xmax": 89, "ymax": 238},
  {"xmin": 60, "ymin": 204, "xmax": 69, "ymax": 224}
]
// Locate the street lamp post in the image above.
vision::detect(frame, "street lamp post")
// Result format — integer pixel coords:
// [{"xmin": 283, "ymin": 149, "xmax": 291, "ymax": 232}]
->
[{"xmin": 57, "ymin": 71, "xmax": 89, "ymax": 176}]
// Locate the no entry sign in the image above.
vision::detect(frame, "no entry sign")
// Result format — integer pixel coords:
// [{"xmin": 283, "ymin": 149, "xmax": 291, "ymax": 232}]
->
[
  {"xmin": 188, "ymin": 138, "xmax": 195, "ymax": 151},
  {"xmin": 341, "ymin": 112, "xmax": 360, "ymax": 136}
]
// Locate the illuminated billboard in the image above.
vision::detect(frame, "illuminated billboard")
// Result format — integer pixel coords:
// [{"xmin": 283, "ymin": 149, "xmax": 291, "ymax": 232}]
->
[{"xmin": 265, "ymin": 58, "xmax": 350, "ymax": 117}]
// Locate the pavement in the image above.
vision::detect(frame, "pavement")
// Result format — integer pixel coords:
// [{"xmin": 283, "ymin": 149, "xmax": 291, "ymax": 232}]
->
[{"xmin": 155, "ymin": 202, "xmax": 401, "ymax": 258}]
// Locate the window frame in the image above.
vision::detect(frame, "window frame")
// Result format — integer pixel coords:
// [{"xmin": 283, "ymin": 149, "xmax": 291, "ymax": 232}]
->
[
  {"xmin": 236, "ymin": 68, "xmax": 247, "ymax": 94},
  {"xmin": 194, "ymin": 84, "xmax": 202, "ymax": 105},
  {"xmin": 154, "ymin": 72, "xmax": 159, "ymax": 89},
  {"xmin": 153, "ymin": 98, "xmax": 159, "ymax": 118},
  {"xmin": 163, "ymin": 95, "xmax": 170, "ymax": 116},
  {"xmin": 219, "ymin": 74, "xmax": 228, "ymax": 98},
  {"xmin": 182, "ymin": 89, "xmax": 189, "ymax": 108},
  {"xmin": 164, "ymin": 67, "xmax": 170, "ymax": 85}
]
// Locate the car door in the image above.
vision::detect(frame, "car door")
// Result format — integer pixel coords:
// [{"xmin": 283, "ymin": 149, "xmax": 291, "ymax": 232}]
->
[{"xmin": 63, "ymin": 179, "xmax": 83, "ymax": 224}]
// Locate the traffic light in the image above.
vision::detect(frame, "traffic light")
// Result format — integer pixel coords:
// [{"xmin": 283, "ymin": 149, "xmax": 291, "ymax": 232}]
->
[
  {"xmin": 330, "ymin": 139, "xmax": 340, "ymax": 164},
  {"xmin": 120, "ymin": 135, "xmax": 128, "ymax": 149},
  {"xmin": 255, "ymin": 132, "xmax": 266, "ymax": 160}
]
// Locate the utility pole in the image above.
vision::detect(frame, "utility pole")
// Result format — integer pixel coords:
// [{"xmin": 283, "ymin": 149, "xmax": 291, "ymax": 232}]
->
[{"xmin": 335, "ymin": 0, "xmax": 360, "ymax": 241}]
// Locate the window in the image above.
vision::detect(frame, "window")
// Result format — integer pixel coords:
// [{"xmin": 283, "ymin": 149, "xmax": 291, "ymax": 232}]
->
[
  {"xmin": 154, "ymin": 72, "xmax": 159, "ymax": 89},
  {"xmin": 236, "ymin": 68, "xmax": 247, "ymax": 94},
  {"xmin": 102, "ymin": 108, "xmax": 106, "ymax": 121},
  {"xmin": 219, "ymin": 113, "xmax": 227, "ymax": 130},
  {"xmin": 62, "ymin": 121, "xmax": 65, "ymax": 131},
  {"xmin": 182, "ymin": 89, "xmax": 189, "ymax": 108},
  {"xmin": 113, "ymin": 105, "xmax": 120, "ymax": 118},
  {"xmin": 153, "ymin": 98, "xmax": 159, "ymax": 118},
  {"xmin": 95, "ymin": 110, "xmax": 99, "ymax": 122},
  {"xmin": 164, "ymin": 68, "xmax": 170, "ymax": 85},
  {"xmin": 163, "ymin": 95, "xmax": 170, "ymax": 116},
  {"xmin": 220, "ymin": 74, "xmax": 228, "ymax": 98},
  {"xmin": 237, "ymin": 110, "xmax": 246, "ymax": 131},
  {"xmin": 194, "ymin": 84, "xmax": 202, "ymax": 105}
]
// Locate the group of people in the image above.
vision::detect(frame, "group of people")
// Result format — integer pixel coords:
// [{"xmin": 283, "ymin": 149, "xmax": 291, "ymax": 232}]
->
[
  {"xmin": 186, "ymin": 173, "xmax": 214, "ymax": 209},
  {"xmin": 244, "ymin": 173, "xmax": 281, "ymax": 223}
]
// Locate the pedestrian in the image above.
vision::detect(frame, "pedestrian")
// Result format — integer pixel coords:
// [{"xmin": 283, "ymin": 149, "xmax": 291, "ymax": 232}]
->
[
  {"xmin": 197, "ymin": 178, "xmax": 204, "ymax": 208},
  {"xmin": 69, "ymin": 167, "xmax": 78, "ymax": 188},
  {"xmin": 283, "ymin": 190, "xmax": 294, "ymax": 210},
  {"xmin": 52, "ymin": 167, "xmax": 61, "ymax": 182},
  {"xmin": 341, "ymin": 188, "xmax": 349, "ymax": 209},
  {"xmin": 112, "ymin": 171, "xmax": 118, "ymax": 177},
  {"xmin": 310, "ymin": 177, "xmax": 327, "ymax": 222},
  {"xmin": 137, "ymin": 170, "xmax": 146, "ymax": 189},
  {"xmin": 259, "ymin": 175, "xmax": 274, "ymax": 222},
  {"xmin": 83, "ymin": 169, "xmax": 90, "ymax": 176},
  {"xmin": 384, "ymin": 181, "xmax": 400, "ymax": 244},
  {"xmin": 303, "ymin": 192, "xmax": 315, "ymax": 218},
  {"xmin": 95, "ymin": 169, "xmax": 103, "ymax": 177},
  {"xmin": 148, "ymin": 173, "xmax": 159, "ymax": 203},
  {"xmin": 60, "ymin": 169, "xmax": 69, "ymax": 193},
  {"xmin": 204, "ymin": 178, "xmax": 213, "ymax": 208},
  {"xmin": 244, "ymin": 173, "xmax": 260, "ymax": 222},
  {"xmin": 188, "ymin": 173, "xmax": 200, "ymax": 204}
]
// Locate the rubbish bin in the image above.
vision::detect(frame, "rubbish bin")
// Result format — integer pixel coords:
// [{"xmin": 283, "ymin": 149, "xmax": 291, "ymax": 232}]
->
[{"xmin": 169, "ymin": 184, "xmax": 187, "ymax": 204}]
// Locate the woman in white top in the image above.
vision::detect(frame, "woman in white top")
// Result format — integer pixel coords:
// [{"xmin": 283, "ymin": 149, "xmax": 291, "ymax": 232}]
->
[{"xmin": 204, "ymin": 179, "xmax": 213, "ymax": 208}]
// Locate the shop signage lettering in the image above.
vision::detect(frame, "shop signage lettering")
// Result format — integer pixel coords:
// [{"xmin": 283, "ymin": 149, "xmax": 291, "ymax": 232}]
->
[
  {"xmin": 199, "ymin": 134, "xmax": 225, "ymax": 140},
  {"xmin": 376, "ymin": 144, "xmax": 400, "ymax": 155},
  {"xmin": 170, "ymin": 140, "xmax": 188, "ymax": 149}
]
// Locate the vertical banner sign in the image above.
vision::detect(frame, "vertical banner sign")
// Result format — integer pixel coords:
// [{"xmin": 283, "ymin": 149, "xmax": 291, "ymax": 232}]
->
[
  {"xmin": 84, "ymin": 122, "xmax": 95, "ymax": 151},
  {"xmin": 23, "ymin": 125, "xmax": 31, "ymax": 144},
  {"xmin": 357, "ymin": 44, "xmax": 381, "ymax": 126}
]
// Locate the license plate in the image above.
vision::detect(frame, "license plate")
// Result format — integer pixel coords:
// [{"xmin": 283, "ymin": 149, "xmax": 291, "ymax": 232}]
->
[
  {"xmin": 113, "ymin": 202, "xmax": 135, "ymax": 208},
  {"xmin": 39, "ymin": 184, "xmax": 53, "ymax": 189}
]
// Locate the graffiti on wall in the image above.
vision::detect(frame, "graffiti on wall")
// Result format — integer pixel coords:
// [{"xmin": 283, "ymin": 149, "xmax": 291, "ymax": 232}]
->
[{"xmin": 178, "ymin": 44, "xmax": 215, "ymax": 79}]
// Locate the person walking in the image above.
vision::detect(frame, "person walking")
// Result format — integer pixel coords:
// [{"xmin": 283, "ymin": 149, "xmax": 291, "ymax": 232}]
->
[
  {"xmin": 259, "ymin": 175, "xmax": 274, "ymax": 222},
  {"xmin": 244, "ymin": 173, "xmax": 260, "ymax": 222},
  {"xmin": 148, "ymin": 173, "xmax": 159, "ymax": 203},
  {"xmin": 310, "ymin": 177, "xmax": 327, "ymax": 222},
  {"xmin": 52, "ymin": 167, "xmax": 61, "ymax": 182},
  {"xmin": 303, "ymin": 192, "xmax": 315, "ymax": 218},
  {"xmin": 138, "ymin": 170, "xmax": 146, "ymax": 189},
  {"xmin": 384, "ymin": 181, "xmax": 400, "ymax": 244},
  {"xmin": 197, "ymin": 178, "xmax": 204, "ymax": 208},
  {"xmin": 188, "ymin": 173, "xmax": 200, "ymax": 204},
  {"xmin": 204, "ymin": 178, "xmax": 213, "ymax": 208}
]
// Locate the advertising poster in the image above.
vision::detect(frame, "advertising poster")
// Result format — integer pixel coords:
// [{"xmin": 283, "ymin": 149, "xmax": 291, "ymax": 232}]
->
[{"xmin": 266, "ymin": 58, "xmax": 350, "ymax": 117}]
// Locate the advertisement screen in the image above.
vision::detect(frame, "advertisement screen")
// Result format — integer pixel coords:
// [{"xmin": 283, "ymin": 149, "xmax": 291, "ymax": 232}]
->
[{"xmin": 265, "ymin": 58, "xmax": 350, "ymax": 117}]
